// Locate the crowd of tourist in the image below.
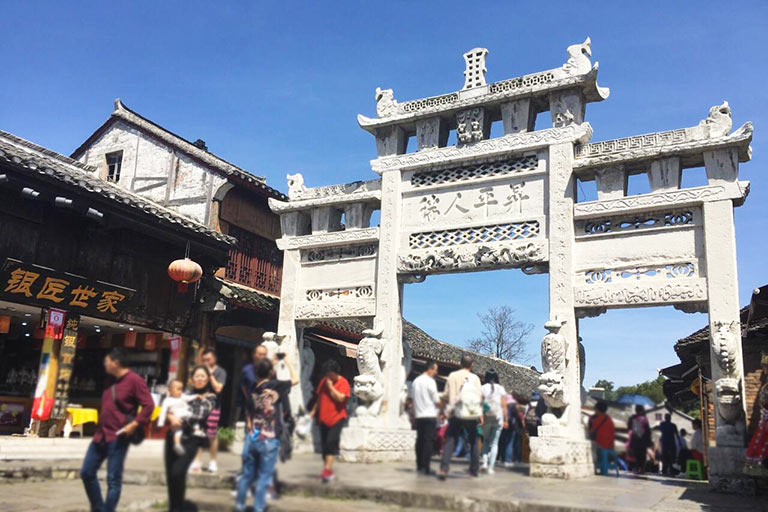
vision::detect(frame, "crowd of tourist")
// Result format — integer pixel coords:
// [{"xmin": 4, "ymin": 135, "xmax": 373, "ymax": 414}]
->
[{"xmin": 75, "ymin": 346, "xmax": 768, "ymax": 512}]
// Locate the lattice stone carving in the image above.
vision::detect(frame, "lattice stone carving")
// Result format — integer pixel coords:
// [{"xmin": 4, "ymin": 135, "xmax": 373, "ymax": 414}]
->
[
  {"xmin": 408, "ymin": 221, "xmax": 540, "ymax": 249},
  {"xmin": 582, "ymin": 210, "xmax": 693, "ymax": 235},
  {"xmin": 489, "ymin": 72, "xmax": 555, "ymax": 94},
  {"xmin": 401, "ymin": 93, "xmax": 459, "ymax": 114},
  {"xmin": 303, "ymin": 244, "xmax": 377, "ymax": 263},
  {"xmin": 411, "ymin": 154, "xmax": 537, "ymax": 188},
  {"xmin": 463, "ymin": 48, "xmax": 488, "ymax": 90},
  {"xmin": 306, "ymin": 286, "xmax": 374, "ymax": 301}
]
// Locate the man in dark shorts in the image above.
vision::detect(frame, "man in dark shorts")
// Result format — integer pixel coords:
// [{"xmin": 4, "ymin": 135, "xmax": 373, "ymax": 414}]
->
[{"xmin": 310, "ymin": 359, "xmax": 349, "ymax": 483}]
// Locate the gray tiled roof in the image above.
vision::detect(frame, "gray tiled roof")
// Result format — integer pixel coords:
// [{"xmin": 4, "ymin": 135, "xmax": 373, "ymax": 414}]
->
[
  {"xmin": 206, "ymin": 276, "xmax": 279, "ymax": 312},
  {"xmin": 71, "ymin": 100, "xmax": 287, "ymax": 201},
  {"xmin": 314, "ymin": 318, "xmax": 540, "ymax": 399},
  {"xmin": 0, "ymin": 129, "xmax": 235, "ymax": 246}
]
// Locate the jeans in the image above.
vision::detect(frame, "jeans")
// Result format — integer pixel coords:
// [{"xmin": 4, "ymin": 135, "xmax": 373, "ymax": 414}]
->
[
  {"xmin": 414, "ymin": 418, "xmax": 436, "ymax": 472},
  {"xmin": 235, "ymin": 437, "xmax": 280, "ymax": 512},
  {"xmin": 440, "ymin": 417, "xmax": 479, "ymax": 475},
  {"xmin": 503, "ymin": 430, "xmax": 522, "ymax": 463},
  {"xmin": 481, "ymin": 421, "xmax": 502, "ymax": 471},
  {"xmin": 80, "ymin": 439, "xmax": 130, "ymax": 512}
]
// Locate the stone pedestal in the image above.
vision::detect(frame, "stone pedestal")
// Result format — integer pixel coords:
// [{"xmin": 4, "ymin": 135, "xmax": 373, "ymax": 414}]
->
[
  {"xmin": 340, "ymin": 424, "xmax": 416, "ymax": 463},
  {"xmin": 708, "ymin": 446, "xmax": 757, "ymax": 494},
  {"xmin": 529, "ymin": 436, "xmax": 593, "ymax": 479}
]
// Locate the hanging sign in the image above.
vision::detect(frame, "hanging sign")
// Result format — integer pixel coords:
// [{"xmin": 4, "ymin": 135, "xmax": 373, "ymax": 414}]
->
[
  {"xmin": 168, "ymin": 336, "xmax": 181, "ymax": 381},
  {"xmin": 0, "ymin": 258, "xmax": 135, "ymax": 319},
  {"xmin": 51, "ymin": 315, "xmax": 80, "ymax": 420},
  {"xmin": 45, "ymin": 308, "xmax": 65, "ymax": 340},
  {"xmin": 144, "ymin": 333, "xmax": 157, "ymax": 351},
  {"xmin": 124, "ymin": 331, "xmax": 137, "ymax": 348}
]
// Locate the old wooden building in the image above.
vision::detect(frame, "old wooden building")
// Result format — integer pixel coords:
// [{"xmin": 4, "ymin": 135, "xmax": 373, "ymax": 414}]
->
[
  {"xmin": 0, "ymin": 130, "xmax": 233, "ymax": 434},
  {"xmin": 71, "ymin": 100, "xmax": 286, "ymax": 426}
]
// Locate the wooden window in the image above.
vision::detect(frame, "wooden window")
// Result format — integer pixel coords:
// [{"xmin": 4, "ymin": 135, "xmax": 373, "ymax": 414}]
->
[
  {"xmin": 225, "ymin": 226, "xmax": 282, "ymax": 295},
  {"xmin": 105, "ymin": 151, "xmax": 123, "ymax": 183}
]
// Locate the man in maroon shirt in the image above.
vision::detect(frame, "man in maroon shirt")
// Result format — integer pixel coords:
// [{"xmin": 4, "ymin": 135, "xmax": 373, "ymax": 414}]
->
[{"xmin": 80, "ymin": 348, "xmax": 153, "ymax": 512}]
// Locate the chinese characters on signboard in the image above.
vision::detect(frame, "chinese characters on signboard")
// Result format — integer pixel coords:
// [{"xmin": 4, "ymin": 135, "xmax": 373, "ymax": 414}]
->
[
  {"xmin": 51, "ymin": 315, "xmax": 79, "ymax": 420},
  {"xmin": 0, "ymin": 259, "xmax": 135, "ymax": 319}
]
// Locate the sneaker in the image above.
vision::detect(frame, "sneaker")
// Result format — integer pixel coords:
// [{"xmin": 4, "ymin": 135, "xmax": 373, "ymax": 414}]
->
[
  {"xmin": 208, "ymin": 461, "xmax": 218, "ymax": 473},
  {"xmin": 437, "ymin": 471, "xmax": 447, "ymax": 481},
  {"xmin": 189, "ymin": 462, "xmax": 201, "ymax": 474},
  {"xmin": 321, "ymin": 469, "xmax": 335, "ymax": 483},
  {"xmin": 487, "ymin": 468, "xmax": 495, "ymax": 475},
  {"xmin": 173, "ymin": 443, "xmax": 185, "ymax": 456}
]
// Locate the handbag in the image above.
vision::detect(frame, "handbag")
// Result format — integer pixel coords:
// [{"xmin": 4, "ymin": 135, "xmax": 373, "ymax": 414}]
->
[{"xmin": 111, "ymin": 385, "xmax": 145, "ymax": 445}]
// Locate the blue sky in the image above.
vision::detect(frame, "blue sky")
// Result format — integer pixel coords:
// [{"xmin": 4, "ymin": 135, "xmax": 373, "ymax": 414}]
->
[{"xmin": 2, "ymin": 2, "xmax": 767, "ymax": 387}]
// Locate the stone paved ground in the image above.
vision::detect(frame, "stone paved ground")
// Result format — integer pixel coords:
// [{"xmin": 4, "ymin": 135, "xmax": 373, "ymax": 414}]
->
[{"xmin": 1, "ymin": 449, "xmax": 766, "ymax": 511}]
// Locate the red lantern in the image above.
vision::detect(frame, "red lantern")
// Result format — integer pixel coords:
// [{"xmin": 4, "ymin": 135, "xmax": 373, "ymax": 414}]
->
[{"xmin": 168, "ymin": 257, "xmax": 203, "ymax": 293}]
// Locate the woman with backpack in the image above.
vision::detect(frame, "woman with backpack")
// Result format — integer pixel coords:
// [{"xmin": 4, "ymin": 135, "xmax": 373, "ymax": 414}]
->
[
  {"xmin": 480, "ymin": 369, "xmax": 507, "ymax": 474},
  {"xmin": 627, "ymin": 405, "xmax": 652, "ymax": 474}
]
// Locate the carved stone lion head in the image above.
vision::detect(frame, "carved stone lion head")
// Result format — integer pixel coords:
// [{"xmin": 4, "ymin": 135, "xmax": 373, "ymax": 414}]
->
[
  {"xmin": 353, "ymin": 374, "xmax": 384, "ymax": 402},
  {"xmin": 538, "ymin": 371, "xmax": 567, "ymax": 409},
  {"xmin": 715, "ymin": 377, "xmax": 742, "ymax": 424}
]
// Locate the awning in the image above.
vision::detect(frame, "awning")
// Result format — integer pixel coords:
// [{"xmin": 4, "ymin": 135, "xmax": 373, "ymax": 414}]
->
[{"xmin": 305, "ymin": 332, "xmax": 358, "ymax": 358}]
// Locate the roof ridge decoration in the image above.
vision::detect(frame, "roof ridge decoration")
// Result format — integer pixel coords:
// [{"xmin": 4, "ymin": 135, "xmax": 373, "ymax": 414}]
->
[
  {"xmin": 574, "ymin": 101, "xmax": 753, "ymax": 169},
  {"xmin": 0, "ymin": 130, "xmax": 235, "ymax": 245},
  {"xmin": 358, "ymin": 38, "xmax": 609, "ymax": 130}
]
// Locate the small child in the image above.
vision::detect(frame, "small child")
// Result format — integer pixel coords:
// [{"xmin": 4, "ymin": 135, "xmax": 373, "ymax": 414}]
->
[{"xmin": 157, "ymin": 380, "xmax": 196, "ymax": 455}]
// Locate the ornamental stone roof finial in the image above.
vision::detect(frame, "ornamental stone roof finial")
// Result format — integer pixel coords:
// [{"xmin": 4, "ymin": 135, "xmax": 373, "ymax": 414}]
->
[{"xmin": 463, "ymin": 48, "xmax": 489, "ymax": 90}]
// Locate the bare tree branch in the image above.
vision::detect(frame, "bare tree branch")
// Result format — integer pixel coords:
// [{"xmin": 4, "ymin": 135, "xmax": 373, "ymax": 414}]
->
[{"xmin": 467, "ymin": 305, "xmax": 534, "ymax": 364}]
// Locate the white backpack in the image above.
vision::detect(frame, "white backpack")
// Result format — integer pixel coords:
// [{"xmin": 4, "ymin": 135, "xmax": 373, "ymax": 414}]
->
[{"xmin": 456, "ymin": 376, "xmax": 482, "ymax": 419}]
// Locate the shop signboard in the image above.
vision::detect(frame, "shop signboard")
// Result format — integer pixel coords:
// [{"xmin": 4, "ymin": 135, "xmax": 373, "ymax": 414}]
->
[
  {"xmin": 0, "ymin": 258, "xmax": 135, "ymax": 319},
  {"xmin": 51, "ymin": 315, "xmax": 79, "ymax": 420}
]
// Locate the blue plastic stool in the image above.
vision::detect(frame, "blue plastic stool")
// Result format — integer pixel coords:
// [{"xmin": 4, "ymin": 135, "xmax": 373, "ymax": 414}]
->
[{"xmin": 597, "ymin": 448, "xmax": 620, "ymax": 476}]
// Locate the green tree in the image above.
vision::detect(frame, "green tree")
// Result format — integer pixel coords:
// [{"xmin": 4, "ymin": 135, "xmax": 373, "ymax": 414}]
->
[{"xmin": 593, "ymin": 379, "xmax": 616, "ymax": 401}]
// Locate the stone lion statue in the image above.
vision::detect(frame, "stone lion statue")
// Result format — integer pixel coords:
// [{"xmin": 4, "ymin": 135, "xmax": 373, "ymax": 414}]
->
[
  {"xmin": 563, "ymin": 37, "xmax": 592, "ymax": 75},
  {"xmin": 375, "ymin": 87, "xmax": 398, "ymax": 118},
  {"xmin": 697, "ymin": 101, "xmax": 732, "ymax": 138},
  {"xmin": 715, "ymin": 377, "xmax": 743, "ymax": 424},
  {"xmin": 353, "ymin": 374, "xmax": 384, "ymax": 417}
]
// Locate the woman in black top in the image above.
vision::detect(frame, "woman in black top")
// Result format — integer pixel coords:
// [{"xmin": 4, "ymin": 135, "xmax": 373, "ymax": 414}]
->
[{"xmin": 163, "ymin": 365, "xmax": 216, "ymax": 512}]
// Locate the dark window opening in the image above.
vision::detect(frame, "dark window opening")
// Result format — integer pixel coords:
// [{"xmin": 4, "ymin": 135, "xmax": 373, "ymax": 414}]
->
[
  {"xmin": 106, "ymin": 151, "xmax": 123, "ymax": 183},
  {"xmin": 225, "ymin": 226, "xmax": 283, "ymax": 295}
]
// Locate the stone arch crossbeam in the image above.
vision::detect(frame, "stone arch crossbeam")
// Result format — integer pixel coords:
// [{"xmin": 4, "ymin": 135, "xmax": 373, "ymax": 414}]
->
[{"xmin": 269, "ymin": 41, "xmax": 753, "ymax": 488}]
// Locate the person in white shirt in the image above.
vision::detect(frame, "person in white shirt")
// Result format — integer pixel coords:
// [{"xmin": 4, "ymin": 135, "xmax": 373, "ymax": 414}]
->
[
  {"xmin": 410, "ymin": 360, "xmax": 441, "ymax": 475},
  {"xmin": 480, "ymin": 369, "xmax": 507, "ymax": 474},
  {"xmin": 438, "ymin": 354, "xmax": 483, "ymax": 480}
]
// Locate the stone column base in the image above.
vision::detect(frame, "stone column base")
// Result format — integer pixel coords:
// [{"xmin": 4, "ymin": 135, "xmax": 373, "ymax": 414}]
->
[
  {"xmin": 339, "ymin": 424, "xmax": 416, "ymax": 463},
  {"xmin": 708, "ymin": 446, "xmax": 757, "ymax": 495},
  {"xmin": 529, "ymin": 436, "xmax": 594, "ymax": 479}
]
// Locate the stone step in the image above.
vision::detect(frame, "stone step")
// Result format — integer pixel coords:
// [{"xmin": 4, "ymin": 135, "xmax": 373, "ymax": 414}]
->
[{"xmin": 0, "ymin": 438, "xmax": 164, "ymax": 460}]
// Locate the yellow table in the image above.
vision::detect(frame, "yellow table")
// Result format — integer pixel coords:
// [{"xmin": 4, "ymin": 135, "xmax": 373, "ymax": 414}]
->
[{"xmin": 64, "ymin": 407, "xmax": 98, "ymax": 438}]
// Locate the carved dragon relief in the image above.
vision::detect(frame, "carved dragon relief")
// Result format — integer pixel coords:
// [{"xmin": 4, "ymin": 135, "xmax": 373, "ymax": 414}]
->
[{"xmin": 397, "ymin": 241, "xmax": 545, "ymax": 274}]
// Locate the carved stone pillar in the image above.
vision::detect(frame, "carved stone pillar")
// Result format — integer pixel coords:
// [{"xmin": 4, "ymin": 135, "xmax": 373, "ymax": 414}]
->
[
  {"xmin": 456, "ymin": 108, "xmax": 489, "ymax": 145},
  {"xmin": 279, "ymin": 211, "xmax": 310, "ymax": 237},
  {"xmin": 529, "ymin": 142, "xmax": 592, "ymax": 479},
  {"xmin": 648, "ymin": 157, "xmax": 681, "ymax": 192},
  {"xmin": 702, "ymin": 199, "xmax": 752, "ymax": 493},
  {"xmin": 549, "ymin": 89, "xmax": 586, "ymax": 127},
  {"xmin": 704, "ymin": 148, "xmax": 739, "ymax": 185},
  {"xmin": 273, "ymin": 247, "xmax": 304, "ymax": 416},
  {"xmin": 501, "ymin": 99, "xmax": 535, "ymax": 134},
  {"xmin": 595, "ymin": 166, "xmax": 626, "ymax": 200},
  {"xmin": 375, "ymin": 126, "xmax": 408, "ymax": 157},
  {"xmin": 339, "ymin": 169, "xmax": 415, "ymax": 462},
  {"xmin": 310, "ymin": 206, "xmax": 342, "ymax": 233},
  {"xmin": 416, "ymin": 117, "xmax": 448, "ymax": 150},
  {"xmin": 343, "ymin": 203, "xmax": 373, "ymax": 229}
]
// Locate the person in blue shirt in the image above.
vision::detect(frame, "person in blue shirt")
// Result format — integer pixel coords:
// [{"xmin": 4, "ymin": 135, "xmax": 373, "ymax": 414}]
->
[{"xmin": 658, "ymin": 413, "xmax": 679, "ymax": 475}]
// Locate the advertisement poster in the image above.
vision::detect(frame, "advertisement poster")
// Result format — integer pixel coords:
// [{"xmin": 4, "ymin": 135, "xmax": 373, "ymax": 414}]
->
[{"xmin": 51, "ymin": 315, "xmax": 80, "ymax": 420}]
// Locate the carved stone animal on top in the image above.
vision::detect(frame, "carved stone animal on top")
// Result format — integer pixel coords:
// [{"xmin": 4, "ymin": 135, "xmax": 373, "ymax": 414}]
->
[
  {"xmin": 696, "ymin": 101, "xmax": 732, "ymax": 138},
  {"xmin": 286, "ymin": 173, "xmax": 306, "ymax": 200},
  {"xmin": 711, "ymin": 321, "xmax": 744, "ymax": 425},
  {"xmin": 562, "ymin": 37, "xmax": 593, "ymax": 75},
  {"xmin": 375, "ymin": 87, "xmax": 399, "ymax": 118}
]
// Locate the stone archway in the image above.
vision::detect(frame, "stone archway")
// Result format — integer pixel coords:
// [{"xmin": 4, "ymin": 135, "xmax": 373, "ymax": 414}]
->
[{"xmin": 268, "ymin": 40, "xmax": 753, "ymax": 489}]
